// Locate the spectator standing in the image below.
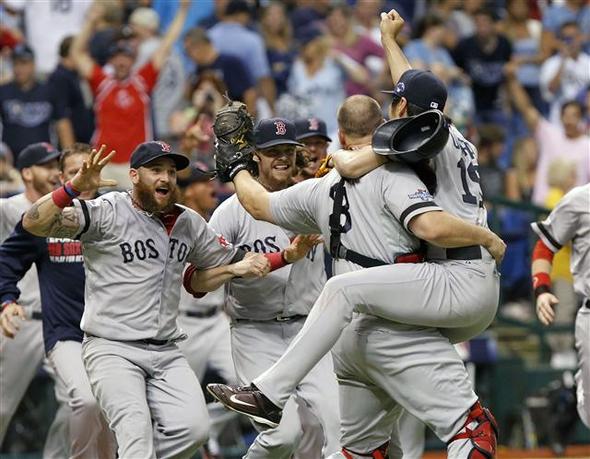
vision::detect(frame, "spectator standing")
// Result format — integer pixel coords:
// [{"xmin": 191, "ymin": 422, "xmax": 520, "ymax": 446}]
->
[
  {"xmin": 540, "ymin": 21, "xmax": 590, "ymax": 124},
  {"xmin": 498, "ymin": 0, "xmax": 548, "ymax": 115},
  {"xmin": 505, "ymin": 137, "xmax": 538, "ymax": 203},
  {"xmin": 71, "ymin": 1, "xmax": 190, "ymax": 189},
  {"xmin": 475, "ymin": 124, "xmax": 508, "ymax": 201},
  {"xmin": 184, "ymin": 28, "xmax": 257, "ymax": 115},
  {"xmin": 47, "ymin": 36, "xmax": 95, "ymax": 144},
  {"xmin": 260, "ymin": 2, "xmax": 297, "ymax": 98},
  {"xmin": 130, "ymin": 7, "xmax": 186, "ymax": 139},
  {"xmin": 541, "ymin": 0, "xmax": 590, "ymax": 56},
  {"xmin": 0, "ymin": 45, "xmax": 74, "ymax": 162},
  {"xmin": 287, "ymin": 27, "xmax": 367, "ymax": 139},
  {"xmin": 452, "ymin": 8, "xmax": 512, "ymax": 124},
  {"xmin": 208, "ymin": 0, "xmax": 276, "ymax": 114},
  {"xmin": 353, "ymin": 0, "xmax": 385, "ymax": 46},
  {"xmin": 290, "ymin": 0, "xmax": 331, "ymax": 41},
  {"xmin": 197, "ymin": 0, "xmax": 230, "ymax": 30},
  {"xmin": 325, "ymin": 4, "xmax": 384, "ymax": 97},
  {"xmin": 3, "ymin": 0, "xmax": 91, "ymax": 75},
  {"xmin": 505, "ymin": 64, "xmax": 590, "ymax": 206}
]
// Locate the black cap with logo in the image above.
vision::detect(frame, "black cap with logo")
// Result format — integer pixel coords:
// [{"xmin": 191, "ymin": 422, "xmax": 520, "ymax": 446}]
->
[
  {"xmin": 177, "ymin": 162, "xmax": 216, "ymax": 187},
  {"xmin": 383, "ymin": 69, "xmax": 447, "ymax": 112},
  {"xmin": 254, "ymin": 118, "xmax": 303, "ymax": 149},
  {"xmin": 12, "ymin": 44, "xmax": 34, "ymax": 61},
  {"xmin": 295, "ymin": 117, "xmax": 332, "ymax": 142},
  {"xmin": 16, "ymin": 143, "xmax": 61, "ymax": 170},
  {"xmin": 130, "ymin": 141, "xmax": 190, "ymax": 170}
]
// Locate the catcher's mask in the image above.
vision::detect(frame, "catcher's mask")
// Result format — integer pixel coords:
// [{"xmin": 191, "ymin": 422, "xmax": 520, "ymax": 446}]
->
[{"xmin": 372, "ymin": 109, "xmax": 449, "ymax": 164}]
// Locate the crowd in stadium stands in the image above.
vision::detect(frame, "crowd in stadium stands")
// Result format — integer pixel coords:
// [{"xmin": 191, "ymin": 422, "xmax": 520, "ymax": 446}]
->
[{"xmin": 0, "ymin": 0, "xmax": 589, "ymax": 362}]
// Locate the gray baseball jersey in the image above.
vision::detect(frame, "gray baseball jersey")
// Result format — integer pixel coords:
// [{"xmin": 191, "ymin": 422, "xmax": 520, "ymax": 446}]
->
[
  {"xmin": 268, "ymin": 163, "xmax": 441, "ymax": 276},
  {"xmin": 72, "ymin": 191, "xmax": 238, "ymax": 341},
  {"xmin": 210, "ymin": 194, "xmax": 313, "ymax": 320},
  {"xmin": 531, "ymin": 184, "xmax": 590, "ymax": 299}
]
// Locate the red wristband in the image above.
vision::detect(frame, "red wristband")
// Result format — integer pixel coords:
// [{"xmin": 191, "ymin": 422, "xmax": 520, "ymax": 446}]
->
[
  {"xmin": 52, "ymin": 186, "xmax": 74, "ymax": 208},
  {"xmin": 265, "ymin": 251, "xmax": 289, "ymax": 271},
  {"xmin": 533, "ymin": 272, "xmax": 552, "ymax": 298},
  {"xmin": 182, "ymin": 264, "xmax": 206, "ymax": 298}
]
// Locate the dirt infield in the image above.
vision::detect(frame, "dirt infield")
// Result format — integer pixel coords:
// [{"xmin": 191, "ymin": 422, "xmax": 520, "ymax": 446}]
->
[{"xmin": 423, "ymin": 445, "xmax": 590, "ymax": 458}]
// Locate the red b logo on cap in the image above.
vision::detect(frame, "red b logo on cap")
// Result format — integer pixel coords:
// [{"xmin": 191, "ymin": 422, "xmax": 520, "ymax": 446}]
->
[
  {"xmin": 308, "ymin": 118, "xmax": 319, "ymax": 131},
  {"xmin": 274, "ymin": 121, "xmax": 287, "ymax": 136},
  {"xmin": 155, "ymin": 141, "xmax": 171, "ymax": 152}
]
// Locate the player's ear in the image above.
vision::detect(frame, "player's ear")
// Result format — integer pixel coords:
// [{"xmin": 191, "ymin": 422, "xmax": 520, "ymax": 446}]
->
[
  {"xmin": 337, "ymin": 129, "xmax": 346, "ymax": 148},
  {"xmin": 129, "ymin": 168, "xmax": 139, "ymax": 185},
  {"xmin": 252, "ymin": 153, "xmax": 260, "ymax": 163}
]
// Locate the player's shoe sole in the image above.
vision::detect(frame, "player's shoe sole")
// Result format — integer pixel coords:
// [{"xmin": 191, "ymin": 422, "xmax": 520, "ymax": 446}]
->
[{"xmin": 207, "ymin": 383, "xmax": 282, "ymax": 428}]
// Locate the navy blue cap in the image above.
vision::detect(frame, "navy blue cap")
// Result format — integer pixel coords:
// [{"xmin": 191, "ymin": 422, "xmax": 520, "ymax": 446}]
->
[
  {"xmin": 12, "ymin": 44, "xmax": 34, "ymax": 61},
  {"xmin": 295, "ymin": 117, "xmax": 332, "ymax": 142},
  {"xmin": 16, "ymin": 143, "xmax": 60, "ymax": 170},
  {"xmin": 255, "ymin": 118, "xmax": 303, "ymax": 149},
  {"xmin": 177, "ymin": 162, "xmax": 215, "ymax": 187},
  {"xmin": 130, "ymin": 141, "xmax": 190, "ymax": 170},
  {"xmin": 298, "ymin": 25, "xmax": 324, "ymax": 47},
  {"xmin": 383, "ymin": 69, "xmax": 447, "ymax": 112},
  {"xmin": 108, "ymin": 42, "xmax": 135, "ymax": 59}
]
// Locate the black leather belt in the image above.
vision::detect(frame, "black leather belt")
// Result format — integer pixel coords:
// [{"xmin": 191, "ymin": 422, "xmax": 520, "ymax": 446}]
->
[
  {"xmin": 140, "ymin": 338, "xmax": 170, "ymax": 346},
  {"xmin": 31, "ymin": 311, "xmax": 43, "ymax": 320},
  {"xmin": 183, "ymin": 307, "xmax": 219, "ymax": 319},
  {"xmin": 446, "ymin": 246, "xmax": 482, "ymax": 260}
]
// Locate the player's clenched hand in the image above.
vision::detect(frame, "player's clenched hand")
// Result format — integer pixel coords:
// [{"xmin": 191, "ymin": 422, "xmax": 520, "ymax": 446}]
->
[
  {"xmin": 536, "ymin": 293, "xmax": 558, "ymax": 326},
  {"xmin": 284, "ymin": 235, "xmax": 323, "ymax": 263},
  {"xmin": 71, "ymin": 144, "xmax": 118, "ymax": 192},
  {"xmin": 380, "ymin": 9, "xmax": 405, "ymax": 41},
  {"xmin": 486, "ymin": 233, "xmax": 507, "ymax": 265},
  {"xmin": 232, "ymin": 252, "xmax": 270, "ymax": 278},
  {"xmin": 0, "ymin": 303, "xmax": 26, "ymax": 339}
]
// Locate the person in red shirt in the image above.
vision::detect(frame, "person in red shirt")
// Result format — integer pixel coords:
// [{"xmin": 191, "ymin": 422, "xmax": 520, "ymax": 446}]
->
[{"xmin": 70, "ymin": 0, "xmax": 190, "ymax": 189}]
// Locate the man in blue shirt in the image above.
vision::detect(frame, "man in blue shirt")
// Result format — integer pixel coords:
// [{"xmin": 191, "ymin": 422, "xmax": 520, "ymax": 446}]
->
[{"xmin": 0, "ymin": 143, "xmax": 116, "ymax": 458}]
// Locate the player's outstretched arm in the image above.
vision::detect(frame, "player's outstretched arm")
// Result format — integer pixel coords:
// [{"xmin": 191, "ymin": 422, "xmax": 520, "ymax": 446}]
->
[
  {"xmin": 23, "ymin": 145, "xmax": 116, "ymax": 238},
  {"xmin": 332, "ymin": 145, "xmax": 387, "ymax": 179},
  {"xmin": 409, "ymin": 211, "xmax": 506, "ymax": 264},
  {"xmin": 232, "ymin": 170, "xmax": 275, "ymax": 224},
  {"xmin": 184, "ymin": 252, "xmax": 270, "ymax": 296},
  {"xmin": 151, "ymin": 0, "xmax": 190, "ymax": 70},
  {"xmin": 380, "ymin": 9, "xmax": 412, "ymax": 86}
]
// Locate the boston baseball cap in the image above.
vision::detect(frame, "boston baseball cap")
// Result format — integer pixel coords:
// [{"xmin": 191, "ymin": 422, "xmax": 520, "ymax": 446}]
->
[
  {"xmin": 130, "ymin": 141, "xmax": 190, "ymax": 170},
  {"xmin": 295, "ymin": 117, "xmax": 332, "ymax": 142},
  {"xmin": 383, "ymin": 69, "xmax": 447, "ymax": 112},
  {"xmin": 177, "ymin": 162, "xmax": 215, "ymax": 187},
  {"xmin": 107, "ymin": 41, "xmax": 135, "ymax": 59},
  {"xmin": 255, "ymin": 118, "xmax": 303, "ymax": 149},
  {"xmin": 16, "ymin": 143, "xmax": 61, "ymax": 170},
  {"xmin": 12, "ymin": 44, "xmax": 34, "ymax": 61}
]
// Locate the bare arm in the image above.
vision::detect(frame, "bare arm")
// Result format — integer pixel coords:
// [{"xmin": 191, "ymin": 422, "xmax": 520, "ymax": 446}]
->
[
  {"xmin": 71, "ymin": 4, "xmax": 101, "ymax": 78},
  {"xmin": 232, "ymin": 170, "xmax": 274, "ymax": 223},
  {"xmin": 332, "ymin": 145, "xmax": 387, "ymax": 179},
  {"xmin": 409, "ymin": 211, "xmax": 506, "ymax": 264},
  {"xmin": 504, "ymin": 63, "xmax": 540, "ymax": 131},
  {"xmin": 151, "ymin": 0, "xmax": 190, "ymax": 70},
  {"xmin": 23, "ymin": 146, "xmax": 117, "ymax": 237},
  {"xmin": 380, "ymin": 10, "xmax": 412, "ymax": 86},
  {"xmin": 258, "ymin": 77, "xmax": 276, "ymax": 114},
  {"xmin": 333, "ymin": 51, "xmax": 369, "ymax": 85}
]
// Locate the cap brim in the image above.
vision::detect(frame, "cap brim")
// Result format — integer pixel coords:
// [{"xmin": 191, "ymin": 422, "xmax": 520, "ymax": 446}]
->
[
  {"xmin": 138, "ymin": 152, "xmax": 190, "ymax": 171},
  {"xmin": 371, "ymin": 118, "xmax": 410, "ymax": 156},
  {"xmin": 256, "ymin": 139, "xmax": 304, "ymax": 149},
  {"xmin": 178, "ymin": 170, "xmax": 216, "ymax": 187},
  {"xmin": 19, "ymin": 149, "xmax": 62, "ymax": 170},
  {"xmin": 296, "ymin": 132, "xmax": 332, "ymax": 142}
]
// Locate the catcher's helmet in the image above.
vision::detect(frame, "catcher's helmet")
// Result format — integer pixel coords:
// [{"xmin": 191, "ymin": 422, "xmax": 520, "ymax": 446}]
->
[{"xmin": 372, "ymin": 109, "xmax": 449, "ymax": 164}]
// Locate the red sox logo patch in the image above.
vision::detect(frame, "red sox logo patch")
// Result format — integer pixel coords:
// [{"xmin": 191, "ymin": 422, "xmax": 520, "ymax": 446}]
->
[
  {"xmin": 155, "ymin": 141, "xmax": 171, "ymax": 152},
  {"xmin": 308, "ymin": 118, "xmax": 319, "ymax": 131},
  {"xmin": 274, "ymin": 120, "xmax": 287, "ymax": 136},
  {"xmin": 218, "ymin": 235, "xmax": 229, "ymax": 248}
]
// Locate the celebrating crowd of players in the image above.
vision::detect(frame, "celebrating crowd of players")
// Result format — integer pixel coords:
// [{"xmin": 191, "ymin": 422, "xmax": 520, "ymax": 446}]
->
[{"xmin": 1, "ymin": 1, "xmax": 590, "ymax": 459}]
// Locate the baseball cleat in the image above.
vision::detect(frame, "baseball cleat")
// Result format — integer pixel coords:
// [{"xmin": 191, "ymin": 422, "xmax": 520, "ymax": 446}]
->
[{"xmin": 207, "ymin": 383, "xmax": 282, "ymax": 428}]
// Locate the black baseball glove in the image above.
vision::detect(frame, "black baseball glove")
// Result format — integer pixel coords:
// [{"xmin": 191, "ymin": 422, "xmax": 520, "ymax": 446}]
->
[{"xmin": 213, "ymin": 100, "xmax": 257, "ymax": 182}]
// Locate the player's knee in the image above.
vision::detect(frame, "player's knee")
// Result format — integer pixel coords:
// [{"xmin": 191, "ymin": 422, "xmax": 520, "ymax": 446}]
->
[
  {"xmin": 256, "ymin": 422, "xmax": 303, "ymax": 451},
  {"xmin": 72, "ymin": 390, "xmax": 102, "ymax": 418},
  {"xmin": 447, "ymin": 401, "xmax": 498, "ymax": 459}
]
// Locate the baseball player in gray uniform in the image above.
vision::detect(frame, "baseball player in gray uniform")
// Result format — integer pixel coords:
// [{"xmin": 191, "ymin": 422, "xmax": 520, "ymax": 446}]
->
[
  {"xmin": 531, "ymin": 184, "xmax": 590, "ymax": 427},
  {"xmin": 176, "ymin": 164, "xmax": 240, "ymax": 458},
  {"xmin": 208, "ymin": 93, "xmax": 502, "ymax": 458},
  {"xmin": 189, "ymin": 117, "xmax": 340, "ymax": 458},
  {"xmin": 22, "ymin": 142, "xmax": 269, "ymax": 459},
  {"xmin": 0, "ymin": 143, "xmax": 65, "ymax": 454}
]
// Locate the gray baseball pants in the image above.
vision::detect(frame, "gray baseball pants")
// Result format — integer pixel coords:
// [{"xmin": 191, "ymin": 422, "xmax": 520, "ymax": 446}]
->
[{"xmin": 82, "ymin": 336, "xmax": 209, "ymax": 459}]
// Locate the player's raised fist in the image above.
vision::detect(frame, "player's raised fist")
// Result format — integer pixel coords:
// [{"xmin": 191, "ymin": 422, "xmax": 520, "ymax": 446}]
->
[
  {"xmin": 380, "ymin": 9, "xmax": 405, "ymax": 41},
  {"xmin": 71, "ymin": 144, "xmax": 118, "ymax": 192}
]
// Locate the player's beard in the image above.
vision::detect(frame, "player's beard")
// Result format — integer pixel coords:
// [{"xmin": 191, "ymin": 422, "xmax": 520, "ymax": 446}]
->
[{"xmin": 134, "ymin": 180, "xmax": 179, "ymax": 214}]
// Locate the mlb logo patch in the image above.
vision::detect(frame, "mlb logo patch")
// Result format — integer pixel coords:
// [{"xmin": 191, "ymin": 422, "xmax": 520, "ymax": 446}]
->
[
  {"xmin": 408, "ymin": 189, "xmax": 433, "ymax": 201},
  {"xmin": 155, "ymin": 141, "xmax": 171, "ymax": 152},
  {"xmin": 430, "ymin": 102, "xmax": 439, "ymax": 109}
]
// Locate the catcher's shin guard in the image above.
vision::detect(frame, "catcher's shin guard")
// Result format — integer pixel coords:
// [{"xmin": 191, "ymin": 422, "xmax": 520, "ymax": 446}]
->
[
  {"xmin": 341, "ymin": 441, "xmax": 389, "ymax": 459},
  {"xmin": 448, "ymin": 401, "xmax": 498, "ymax": 459}
]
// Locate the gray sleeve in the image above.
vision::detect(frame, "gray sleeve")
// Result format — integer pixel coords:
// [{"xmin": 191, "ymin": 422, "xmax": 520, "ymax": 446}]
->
[
  {"xmin": 382, "ymin": 167, "xmax": 442, "ymax": 231},
  {"xmin": 72, "ymin": 196, "xmax": 115, "ymax": 242},
  {"xmin": 269, "ymin": 179, "xmax": 322, "ymax": 235},
  {"xmin": 187, "ymin": 212, "xmax": 238, "ymax": 269},
  {"xmin": 531, "ymin": 186, "xmax": 584, "ymax": 251}
]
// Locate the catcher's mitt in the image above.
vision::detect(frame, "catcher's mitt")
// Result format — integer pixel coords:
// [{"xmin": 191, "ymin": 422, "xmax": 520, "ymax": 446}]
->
[
  {"xmin": 213, "ymin": 100, "xmax": 257, "ymax": 182},
  {"xmin": 315, "ymin": 154, "xmax": 333, "ymax": 178}
]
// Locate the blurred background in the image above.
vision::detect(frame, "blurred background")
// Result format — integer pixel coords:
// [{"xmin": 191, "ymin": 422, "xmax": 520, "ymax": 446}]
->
[{"xmin": 0, "ymin": 0, "xmax": 589, "ymax": 457}]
